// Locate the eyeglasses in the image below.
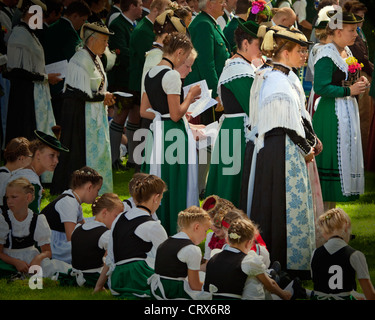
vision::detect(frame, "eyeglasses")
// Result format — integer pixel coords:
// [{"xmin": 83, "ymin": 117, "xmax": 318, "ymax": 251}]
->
[{"xmin": 297, "ymin": 49, "xmax": 308, "ymax": 55}]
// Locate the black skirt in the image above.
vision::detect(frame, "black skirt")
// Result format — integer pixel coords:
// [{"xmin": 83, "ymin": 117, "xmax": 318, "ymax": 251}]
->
[
  {"xmin": 246, "ymin": 128, "xmax": 287, "ymax": 268},
  {"xmin": 50, "ymin": 94, "xmax": 86, "ymax": 195}
]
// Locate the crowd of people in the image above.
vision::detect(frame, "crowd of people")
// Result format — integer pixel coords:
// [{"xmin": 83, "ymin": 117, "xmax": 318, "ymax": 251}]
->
[{"xmin": 0, "ymin": 0, "xmax": 375, "ymax": 300}]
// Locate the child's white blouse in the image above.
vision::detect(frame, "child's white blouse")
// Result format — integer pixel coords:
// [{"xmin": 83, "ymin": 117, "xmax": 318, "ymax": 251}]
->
[
  {"xmin": 172, "ymin": 232, "xmax": 202, "ymax": 271},
  {"xmin": 0, "ymin": 209, "xmax": 51, "ymax": 248}
]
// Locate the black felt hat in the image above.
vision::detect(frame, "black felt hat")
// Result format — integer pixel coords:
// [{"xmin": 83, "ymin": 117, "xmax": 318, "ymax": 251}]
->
[
  {"xmin": 34, "ymin": 130, "xmax": 69, "ymax": 152},
  {"xmin": 238, "ymin": 20, "xmax": 260, "ymax": 38},
  {"xmin": 327, "ymin": 10, "xmax": 364, "ymax": 24}
]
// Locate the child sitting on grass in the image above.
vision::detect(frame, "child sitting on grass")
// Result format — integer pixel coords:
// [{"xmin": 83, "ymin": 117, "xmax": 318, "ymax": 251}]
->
[
  {"xmin": 0, "ymin": 137, "xmax": 32, "ymax": 213},
  {"xmin": 58, "ymin": 193, "xmax": 124, "ymax": 289},
  {"xmin": 0, "ymin": 178, "xmax": 70, "ymax": 279},
  {"xmin": 149, "ymin": 206, "xmax": 212, "ymax": 300},
  {"xmin": 204, "ymin": 219, "xmax": 292, "ymax": 300},
  {"xmin": 41, "ymin": 167, "xmax": 103, "ymax": 264},
  {"xmin": 311, "ymin": 208, "xmax": 375, "ymax": 300},
  {"xmin": 200, "ymin": 195, "xmax": 235, "ymax": 270},
  {"xmin": 107, "ymin": 174, "xmax": 168, "ymax": 299}
]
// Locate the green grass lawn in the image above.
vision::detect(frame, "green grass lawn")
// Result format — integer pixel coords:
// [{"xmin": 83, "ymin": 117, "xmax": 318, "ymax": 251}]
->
[{"xmin": 1, "ymin": 169, "xmax": 374, "ymax": 300}]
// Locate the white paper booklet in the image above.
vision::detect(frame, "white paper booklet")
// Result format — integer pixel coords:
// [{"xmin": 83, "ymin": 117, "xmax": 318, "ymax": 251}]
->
[
  {"xmin": 183, "ymin": 80, "xmax": 217, "ymax": 118},
  {"xmin": 45, "ymin": 60, "xmax": 68, "ymax": 78},
  {"xmin": 196, "ymin": 121, "xmax": 219, "ymax": 150}
]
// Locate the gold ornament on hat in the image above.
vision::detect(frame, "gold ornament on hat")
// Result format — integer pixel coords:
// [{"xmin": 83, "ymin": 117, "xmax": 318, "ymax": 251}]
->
[
  {"xmin": 155, "ymin": 9, "xmax": 187, "ymax": 34},
  {"xmin": 80, "ymin": 21, "xmax": 114, "ymax": 41}
]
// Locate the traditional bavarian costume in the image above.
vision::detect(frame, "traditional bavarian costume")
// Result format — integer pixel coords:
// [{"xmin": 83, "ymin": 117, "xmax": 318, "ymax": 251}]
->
[
  {"xmin": 106, "ymin": 206, "xmax": 167, "ymax": 299},
  {"xmin": 204, "ymin": 246, "xmax": 266, "ymax": 300},
  {"xmin": 51, "ymin": 23, "xmax": 114, "ymax": 195},
  {"xmin": 0, "ymin": 208, "xmax": 70, "ymax": 278},
  {"xmin": 149, "ymin": 232, "xmax": 210, "ymax": 300},
  {"xmin": 142, "ymin": 64, "xmax": 199, "ymax": 235},
  {"xmin": 58, "ymin": 219, "xmax": 109, "ymax": 287},
  {"xmin": 40, "ymin": 189, "xmax": 83, "ymax": 264}
]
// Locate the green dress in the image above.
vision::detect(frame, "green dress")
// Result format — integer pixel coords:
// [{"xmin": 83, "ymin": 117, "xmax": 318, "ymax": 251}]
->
[
  {"xmin": 312, "ymin": 43, "xmax": 364, "ymax": 202},
  {"xmin": 205, "ymin": 57, "xmax": 254, "ymax": 207},
  {"xmin": 142, "ymin": 66, "xmax": 199, "ymax": 235}
]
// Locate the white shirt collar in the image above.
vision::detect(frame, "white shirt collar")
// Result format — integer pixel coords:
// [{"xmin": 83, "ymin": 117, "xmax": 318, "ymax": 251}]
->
[{"xmin": 172, "ymin": 231, "xmax": 191, "ymax": 240}]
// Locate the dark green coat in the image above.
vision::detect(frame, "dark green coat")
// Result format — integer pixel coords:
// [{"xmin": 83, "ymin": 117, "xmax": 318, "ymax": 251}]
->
[
  {"xmin": 128, "ymin": 17, "xmax": 154, "ymax": 93},
  {"xmin": 223, "ymin": 17, "xmax": 245, "ymax": 54},
  {"xmin": 107, "ymin": 14, "xmax": 135, "ymax": 89},
  {"xmin": 185, "ymin": 11, "xmax": 230, "ymax": 99},
  {"xmin": 43, "ymin": 17, "xmax": 82, "ymax": 96}
]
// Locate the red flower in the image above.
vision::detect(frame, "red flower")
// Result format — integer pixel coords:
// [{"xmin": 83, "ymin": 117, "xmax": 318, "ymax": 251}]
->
[
  {"xmin": 251, "ymin": 0, "xmax": 266, "ymax": 14},
  {"xmin": 208, "ymin": 233, "xmax": 226, "ymax": 250}
]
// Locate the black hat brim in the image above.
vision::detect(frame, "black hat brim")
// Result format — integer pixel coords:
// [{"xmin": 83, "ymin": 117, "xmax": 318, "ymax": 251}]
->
[
  {"xmin": 34, "ymin": 130, "xmax": 69, "ymax": 152},
  {"xmin": 327, "ymin": 10, "xmax": 364, "ymax": 24}
]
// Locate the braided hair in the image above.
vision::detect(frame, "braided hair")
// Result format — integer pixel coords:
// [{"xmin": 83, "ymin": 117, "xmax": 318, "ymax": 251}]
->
[
  {"xmin": 132, "ymin": 174, "xmax": 167, "ymax": 204},
  {"xmin": 70, "ymin": 166, "xmax": 103, "ymax": 189},
  {"xmin": 4, "ymin": 137, "xmax": 31, "ymax": 163}
]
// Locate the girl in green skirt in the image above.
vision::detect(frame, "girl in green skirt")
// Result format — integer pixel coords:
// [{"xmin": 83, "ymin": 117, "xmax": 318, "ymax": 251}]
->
[
  {"xmin": 107, "ymin": 174, "xmax": 168, "ymax": 299},
  {"xmin": 140, "ymin": 32, "xmax": 202, "ymax": 235},
  {"xmin": 149, "ymin": 206, "xmax": 212, "ymax": 300}
]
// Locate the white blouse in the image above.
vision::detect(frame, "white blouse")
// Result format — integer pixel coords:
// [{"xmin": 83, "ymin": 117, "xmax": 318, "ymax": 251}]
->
[
  {"xmin": 172, "ymin": 232, "xmax": 202, "ymax": 271},
  {"xmin": 0, "ymin": 209, "xmax": 51, "ymax": 248}
]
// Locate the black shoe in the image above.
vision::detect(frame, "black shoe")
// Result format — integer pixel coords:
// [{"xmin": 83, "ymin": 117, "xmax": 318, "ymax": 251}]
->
[
  {"xmin": 199, "ymin": 189, "xmax": 206, "ymax": 201},
  {"xmin": 291, "ymin": 277, "xmax": 307, "ymax": 300},
  {"xmin": 125, "ymin": 161, "xmax": 136, "ymax": 169},
  {"xmin": 269, "ymin": 269, "xmax": 280, "ymax": 284},
  {"xmin": 270, "ymin": 261, "xmax": 281, "ymax": 275},
  {"xmin": 7, "ymin": 272, "xmax": 28, "ymax": 283},
  {"xmin": 112, "ymin": 159, "xmax": 128, "ymax": 171}
]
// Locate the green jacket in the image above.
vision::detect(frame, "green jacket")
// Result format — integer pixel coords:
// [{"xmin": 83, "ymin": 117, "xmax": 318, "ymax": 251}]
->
[
  {"xmin": 43, "ymin": 17, "xmax": 82, "ymax": 95},
  {"xmin": 223, "ymin": 17, "xmax": 245, "ymax": 54},
  {"xmin": 185, "ymin": 11, "xmax": 230, "ymax": 98},
  {"xmin": 107, "ymin": 13, "xmax": 135, "ymax": 89},
  {"xmin": 128, "ymin": 16, "xmax": 154, "ymax": 93}
]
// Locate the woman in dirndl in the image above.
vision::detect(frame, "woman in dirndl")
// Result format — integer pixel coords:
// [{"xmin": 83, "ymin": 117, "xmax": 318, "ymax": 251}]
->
[
  {"xmin": 204, "ymin": 20, "xmax": 261, "ymax": 207},
  {"xmin": 5, "ymin": 0, "xmax": 59, "ymax": 146},
  {"xmin": 51, "ymin": 22, "xmax": 116, "ymax": 195},
  {"xmin": 245, "ymin": 25, "xmax": 317, "ymax": 279},
  {"xmin": 312, "ymin": 10, "xmax": 369, "ymax": 211},
  {"xmin": 140, "ymin": 32, "xmax": 201, "ymax": 235}
]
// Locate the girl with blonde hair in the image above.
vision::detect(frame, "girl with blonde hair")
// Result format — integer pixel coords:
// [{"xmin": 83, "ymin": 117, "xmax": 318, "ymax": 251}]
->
[
  {"xmin": 0, "ymin": 178, "xmax": 70, "ymax": 279},
  {"xmin": 204, "ymin": 219, "xmax": 292, "ymax": 300},
  {"xmin": 311, "ymin": 208, "xmax": 375, "ymax": 300},
  {"xmin": 149, "ymin": 205, "xmax": 211, "ymax": 299}
]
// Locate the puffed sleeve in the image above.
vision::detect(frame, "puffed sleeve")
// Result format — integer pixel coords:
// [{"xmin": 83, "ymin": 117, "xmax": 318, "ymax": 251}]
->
[
  {"xmin": 177, "ymin": 245, "xmax": 202, "ymax": 271},
  {"xmin": 99, "ymin": 229, "xmax": 111, "ymax": 251},
  {"xmin": 34, "ymin": 214, "xmax": 51, "ymax": 247},
  {"xmin": 0, "ymin": 213, "xmax": 10, "ymax": 245},
  {"xmin": 241, "ymin": 251, "xmax": 267, "ymax": 276},
  {"xmin": 350, "ymin": 250, "xmax": 371, "ymax": 280},
  {"xmin": 162, "ymin": 69, "xmax": 182, "ymax": 95}
]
